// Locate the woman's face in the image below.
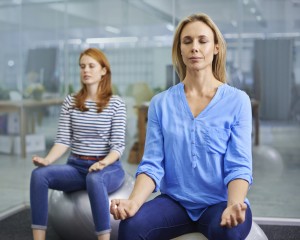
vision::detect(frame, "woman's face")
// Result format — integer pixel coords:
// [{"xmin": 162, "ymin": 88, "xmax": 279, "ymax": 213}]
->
[
  {"xmin": 180, "ymin": 21, "xmax": 219, "ymax": 72},
  {"xmin": 79, "ymin": 55, "xmax": 106, "ymax": 87}
]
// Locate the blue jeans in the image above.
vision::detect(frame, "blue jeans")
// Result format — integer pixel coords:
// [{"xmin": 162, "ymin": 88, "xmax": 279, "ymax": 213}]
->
[
  {"xmin": 119, "ymin": 194, "xmax": 252, "ymax": 240},
  {"xmin": 30, "ymin": 154, "xmax": 125, "ymax": 235}
]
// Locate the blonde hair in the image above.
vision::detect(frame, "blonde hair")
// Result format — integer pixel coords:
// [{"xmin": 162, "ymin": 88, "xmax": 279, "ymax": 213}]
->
[
  {"xmin": 172, "ymin": 13, "xmax": 227, "ymax": 83},
  {"xmin": 74, "ymin": 48, "xmax": 112, "ymax": 113}
]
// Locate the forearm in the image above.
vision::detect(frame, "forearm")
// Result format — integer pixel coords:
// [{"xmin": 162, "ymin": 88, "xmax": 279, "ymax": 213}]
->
[
  {"xmin": 45, "ymin": 143, "xmax": 69, "ymax": 164},
  {"xmin": 227, "ymin": 179, "xmax": 249, "ymax": 207},
  {"xmin": 103, "ymin": 150, "xmax": 120, "ymax": 165},
  {"xmin": 128, "ymin": 173, "xmax": 156, "ymax": 208}
]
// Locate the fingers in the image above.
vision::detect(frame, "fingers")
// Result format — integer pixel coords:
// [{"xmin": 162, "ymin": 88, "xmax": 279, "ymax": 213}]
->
[
  {"xmin": 32, "ymin": 155, "xmax": 46, "ymax": 167},
  {"xmin": 230, "ymin": 214, "xmax": 238, "ymax": 227},
  {"xmin": 118, "ymin": 206, "xmax": 128, "ymax": 220},
  {"xmin": 220, "ymin": 218, "xmax": 226, "ymax": 227},
  {"xmin": 89, "ymin": 162, "xmax": 106, "ymax": 172},
  {"xmin": 110, "ymin": 199, "xmax": 130, "ymax": 221},
  {"xmin": 235, "ymin": 203, "xmax": 245, "ymax": 224},
  {"xmin": 240, "ymin": 203, "xmax": 248, "ymax": 210},
  {"xmin": 221, "ymin": 215, "xmax": 237, "ymax": 228},
  {"xmin": 110, "ymin": 199, "xmax": 120, "ymax": 220},
  {"xmin": 89, "ymin": 162, "xmax": 101, "ymax": 172},
  {"xmin": 110, "ymin": 199, "xmax": 125, "ymax": 220},
  {"xmin": 220, "ymin": 203, "xmax": 247, "ymax": 228}
]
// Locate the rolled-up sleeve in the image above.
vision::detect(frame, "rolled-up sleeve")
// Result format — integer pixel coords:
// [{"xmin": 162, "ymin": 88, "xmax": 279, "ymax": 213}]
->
[
  {"xmin": 136, "ymin": 97, "xmax": 165, "ymax": 192},
  {"xmin": 110, "ymin": 99, "xmax": 126, "ymax": 157},
  {"xmin": 55, "ymin": 96, "xmax": 72, "ymax": 147},
  {"xmin": 224, "ymin": 93, "xmax": 253, "ymax": 187}
]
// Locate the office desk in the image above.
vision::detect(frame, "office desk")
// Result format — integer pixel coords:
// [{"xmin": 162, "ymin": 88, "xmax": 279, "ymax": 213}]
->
[
  {"xmin": 0, "ymin": 98, "xmax": 63, "ymax": 158},
  {"xmin": 129, "ymin": 100, "xmax": 260, "ymax": 164}
]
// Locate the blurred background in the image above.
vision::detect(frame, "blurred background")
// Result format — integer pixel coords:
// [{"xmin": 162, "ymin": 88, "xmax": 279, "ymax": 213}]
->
[{"xmin": 0, "ymin": 0, "xmax": 299, "ymax": 224}]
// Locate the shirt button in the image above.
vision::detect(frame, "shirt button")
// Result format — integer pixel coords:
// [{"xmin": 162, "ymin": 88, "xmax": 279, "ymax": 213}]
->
[
  {"xmin": 192, "ymin": 153, "xmax": 195, "ymax": 156},
  {"xmin": 192, "ymin": 141, "xmax": 194, "ymax": 144}
]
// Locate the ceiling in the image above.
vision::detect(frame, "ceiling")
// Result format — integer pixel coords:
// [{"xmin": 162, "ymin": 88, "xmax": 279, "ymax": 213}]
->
[{"xmin": 0, "ymin": 0, "xmax": 299, "ymax": 42}]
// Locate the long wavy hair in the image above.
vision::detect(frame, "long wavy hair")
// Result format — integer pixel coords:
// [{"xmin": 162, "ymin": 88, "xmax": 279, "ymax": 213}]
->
[
  {"xmin": 172, "ymin": 13, "xmax": 227, "ymax": 83},
  {"xmin": 74, "ymin": 48, "xmax": 112, "ymax": 113}
]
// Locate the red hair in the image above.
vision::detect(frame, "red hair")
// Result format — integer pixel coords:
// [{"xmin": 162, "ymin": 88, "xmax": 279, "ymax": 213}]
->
[{"xmin": 74, "ymin": 48, "xmax": 112, "ymax": 113}]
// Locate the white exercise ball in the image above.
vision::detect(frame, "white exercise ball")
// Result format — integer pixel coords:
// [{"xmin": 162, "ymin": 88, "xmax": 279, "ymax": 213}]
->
[
  {"xmin": 252, "ymin": 145, "xmax": 284, "ymax": 183},
  {"xmin": 246, "ymin": 221, "xmax": 268, "ymax": 240},
  {"xmin": 49, "ymin": 173, "xmax": 135, "ymax": 240},
  {"xmin": 172, "ymin": 232, "xmax": 207, "ymax": 240}
]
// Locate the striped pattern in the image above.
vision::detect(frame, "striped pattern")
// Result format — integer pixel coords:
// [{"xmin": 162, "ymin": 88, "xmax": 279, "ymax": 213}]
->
[{"xmin": 55, "ymin": 95, "xmax": 126, "ymax": 157}]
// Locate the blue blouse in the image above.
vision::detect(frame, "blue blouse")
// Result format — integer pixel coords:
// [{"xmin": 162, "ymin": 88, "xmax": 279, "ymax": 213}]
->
[{"xmin": 136, "ymin": 83, "xmax": 253, "ymax": 221}]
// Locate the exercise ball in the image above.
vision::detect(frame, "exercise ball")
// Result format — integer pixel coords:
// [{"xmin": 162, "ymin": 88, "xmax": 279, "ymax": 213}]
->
[
  {"xmin": 49, "ymin": 173, "xmax": 135, "ymax": 240},
  {"xmin": 246, "ymin": 221, "xmax": 268, "ymax": 240},
  {"xmin": 252, "ymin": 145, "xmax": 284, "ymax": 183},
  {"xmin": 172, "ymin": 221, "xmax": 268, "ymax": 240},
  {"xmin": 173, "ymin": 232, "xmax": 207, "ymax": 240}
]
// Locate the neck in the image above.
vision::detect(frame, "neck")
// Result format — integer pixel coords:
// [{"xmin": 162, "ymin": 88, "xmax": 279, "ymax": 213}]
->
[{"xmin": 86, "ymin": 85, "xmax": 99, "ymax": 101}]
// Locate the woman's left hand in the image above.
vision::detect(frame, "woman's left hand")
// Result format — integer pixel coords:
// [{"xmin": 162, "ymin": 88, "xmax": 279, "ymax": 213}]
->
[
  {"xmin": 220, "ymin": 202, "xmax": 247, "ymax": 228},
  {"xmin": 88, "ymin": 160, "xmax": 108, "ymax": 172}
]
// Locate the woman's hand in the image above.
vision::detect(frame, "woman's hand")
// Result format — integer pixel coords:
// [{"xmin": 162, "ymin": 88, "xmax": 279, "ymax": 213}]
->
[
  {"xmin": 110, "ymin": 199, "xmax": 140, "ymax": 220},
  {"xmin": 220, "ymin": 202, "xmax": 247, "ymax": 228},
  {"xmin": 88, "ymin": 160, "xmax": 108, "ymax": 172},
  {"xmin": 32, "ymin": 155, "xmax": 50, "ymax": 167}
]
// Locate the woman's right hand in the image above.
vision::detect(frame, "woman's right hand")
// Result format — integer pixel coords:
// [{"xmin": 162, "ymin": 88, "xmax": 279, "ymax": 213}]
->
[
  {"xmin": 32, "ymin": 155, "xmax": 50, "ymax": 167},
  {"xmin": 110, "ymin": 199, "xmax": 140, "ymax": 220}
]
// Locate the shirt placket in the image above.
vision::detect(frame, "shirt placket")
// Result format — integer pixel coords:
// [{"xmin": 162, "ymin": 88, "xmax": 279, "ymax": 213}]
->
[{"xmin": 191, "ymin": 119, "xmax": 197, "ymax": 168}]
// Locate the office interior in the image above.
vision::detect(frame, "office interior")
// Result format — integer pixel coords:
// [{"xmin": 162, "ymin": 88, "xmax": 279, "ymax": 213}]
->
[{"xmin": 0, "ymin": 0, "xmax": 299, "ymax": 229}]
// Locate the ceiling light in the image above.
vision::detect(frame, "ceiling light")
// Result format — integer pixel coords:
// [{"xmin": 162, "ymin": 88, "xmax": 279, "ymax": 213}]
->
[
  {"xmin": 86, "ymin": 37, "xmax": 138, "ymax": 44},
  {"xmin": 231, "ymin": 20, "xmax": 238, "ymax": 27},
  {"xmin": 250, "ymin": 7, "xmax": 256, "ymax": 14},
  {"xmin": 243, "ymin": 0, "xmax": 249, "ymax": 5},
  {"xmin": 67, "ymin": 39, "xmax": 82, "ymax": 45},
  {"xmin": 105, "ymin": 26, "xmax": 121, "ymax": 34},
  {"xmin": 256, "ymin": 15, "xmax": 262, "ymax": 22},
  {"xmin": 166, "ymin": 24, "xmax": 175, "ymax": 32}
]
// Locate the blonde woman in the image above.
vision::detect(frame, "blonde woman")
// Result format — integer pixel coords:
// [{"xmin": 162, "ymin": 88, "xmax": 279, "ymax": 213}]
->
[{"xmin": 111, "ymin": 13, "xmax": 253, "ymax": 240}]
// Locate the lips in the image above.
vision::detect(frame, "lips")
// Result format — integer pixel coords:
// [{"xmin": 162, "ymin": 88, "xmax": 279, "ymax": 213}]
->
[
  {"xmin": 83, "ymin": 75, "xmax": 91, "ymax": 80},
  {"xmin": 189, "ymin": 57, "xmax": 203, "ymax": 60}
]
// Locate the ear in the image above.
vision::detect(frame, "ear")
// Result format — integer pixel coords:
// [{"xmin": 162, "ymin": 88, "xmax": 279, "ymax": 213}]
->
[
  {"xmin": 101, "ymin": 67, "xmax": 107, "ymax": 76},
  {"xmin": 214, "ymin": 44, "xmax": 219, "ymax": 55}
]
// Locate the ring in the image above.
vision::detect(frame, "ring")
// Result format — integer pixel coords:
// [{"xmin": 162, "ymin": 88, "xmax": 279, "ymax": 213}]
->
[{"xmin": 114, "ymin": 205, "xmax": 118, "ymax": 209}]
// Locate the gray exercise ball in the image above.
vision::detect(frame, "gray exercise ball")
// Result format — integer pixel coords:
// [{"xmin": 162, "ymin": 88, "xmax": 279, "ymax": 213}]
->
[
  {"xmin": 49, "ymin": 173, "xmax": 135, "ymax": 240},
  {"xmin": 252, "ymin": 145, "xmax": 284, "ymax": 184},
  {"xmin": 173, "ymin": 221, "xmax": 268, "ymax": 240},
  {"xmin": 246, "ymin": 221, "xmax": 268, "ymax": 240}
]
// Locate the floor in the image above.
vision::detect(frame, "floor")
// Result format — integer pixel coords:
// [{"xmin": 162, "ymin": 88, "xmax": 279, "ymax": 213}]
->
[{"xmin": 0, "ymin": 114, "xmax": 300, "ymax": 222}]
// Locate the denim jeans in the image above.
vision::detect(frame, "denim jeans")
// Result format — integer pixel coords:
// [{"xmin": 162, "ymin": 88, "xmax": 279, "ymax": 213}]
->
[
  {"xmin": 119, "ymin": 194, "xmax": 252, "ymax": 240},
  {"xmin": 30, "ymin": 154, "xmax": 125, "ymax": 235}
]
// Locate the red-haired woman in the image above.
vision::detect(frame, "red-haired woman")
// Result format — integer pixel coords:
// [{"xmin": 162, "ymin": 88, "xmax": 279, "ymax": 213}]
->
[{"xmin": 30, "ymin": 48, "xmax": 126, "ymax": 240}]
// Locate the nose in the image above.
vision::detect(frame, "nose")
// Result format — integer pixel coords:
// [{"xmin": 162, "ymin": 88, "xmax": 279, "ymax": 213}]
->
[
  {"xmin": 191, "ymin": 40, "xmax": 199, "ymax": 53},
  {"xmin": 82, "ymin": 66, "xmax": 89, "ymax": 72}
]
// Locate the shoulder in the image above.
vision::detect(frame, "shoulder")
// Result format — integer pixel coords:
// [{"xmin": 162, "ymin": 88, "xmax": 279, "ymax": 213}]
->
[
  {"xmin": 222, "ymin": 84, "xmax": 250, "ymax": 104},
  {"xmin": 221, "ymin": 85, "xmax": 252, "ymax": 118},
  {"xmin": 110, "ymin": 95, "xmax": 126, "ymax": 108},
  {"xmin": 110, "ymin": 95, "xmax": 125, "ymax": 103},
  {"xmin": 151, "ymin": 83, "xmax": 181, "ymax": 106},
  {"xmin": 62, "ymin": 94, "xmax": 75, "ymax": 106}
]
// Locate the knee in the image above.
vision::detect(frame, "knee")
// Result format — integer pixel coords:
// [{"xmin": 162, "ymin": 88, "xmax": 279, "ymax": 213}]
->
[
  {"xmin": 208, "ymin": 225, "xmax": 243, "ymax": 240},
  {"xmin": 118, "ymin": 217, "xmax": 142, "ymax": 240},
  {"xmin": 86, "ymin": 172, "xmax": 105, "ymax": 186},
  {"xmin": 31, "ymin": 167, "xmax": 46, "ymax": 182}
]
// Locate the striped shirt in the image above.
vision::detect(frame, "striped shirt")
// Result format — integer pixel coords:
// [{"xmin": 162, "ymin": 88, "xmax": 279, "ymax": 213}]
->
[{"xmin": 55, "ymin": 94, "xmax": 126, "ymax": 157}]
